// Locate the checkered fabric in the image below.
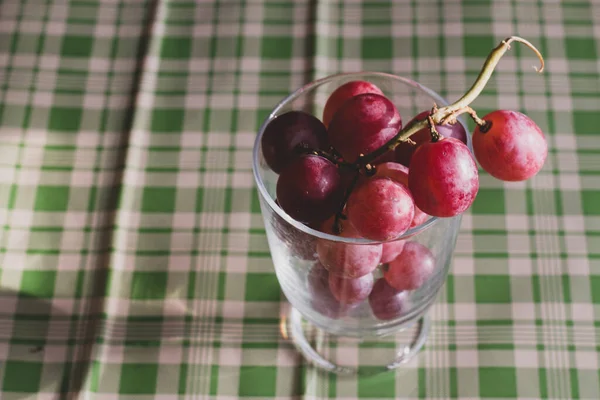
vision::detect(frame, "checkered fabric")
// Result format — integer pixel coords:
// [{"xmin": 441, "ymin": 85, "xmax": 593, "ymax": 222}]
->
[{"xmin": 0, "ymin": 0, "xmax": 599, "ymax": 398}]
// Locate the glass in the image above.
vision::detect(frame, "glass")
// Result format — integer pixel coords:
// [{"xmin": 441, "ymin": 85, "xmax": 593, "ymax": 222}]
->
[{"xmin": 252, "ymin": 72, "xmax": 469, "ymax": 374}]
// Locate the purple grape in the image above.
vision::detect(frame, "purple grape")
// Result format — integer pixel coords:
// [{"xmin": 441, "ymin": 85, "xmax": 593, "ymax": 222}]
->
[
  {"xmin": 368, "ymin": 278, "xmax": 410, "ymax": 321},
  {"xmin": 261, "ymin": 111, "xmax": 329, "ymax": 173},
  {"xmin": 395, "ymin": 110, "xmax": 467, "ymax": 167},
  {"xmin": 415, "ymin": 110, "xmax": 468, "ymax": 142},
  {"xmin": 328, "ymin": 272, "xmax": 373, "ymax": 305},
  {"xmin": 276, "ymin": 154, "xmax": 344, "ymax": 224}
]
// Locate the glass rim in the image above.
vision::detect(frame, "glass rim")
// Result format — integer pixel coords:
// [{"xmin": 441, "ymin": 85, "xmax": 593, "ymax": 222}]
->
[{"xmin": 252, "ymin": 71, "xmax": 469, "ymax": 245}]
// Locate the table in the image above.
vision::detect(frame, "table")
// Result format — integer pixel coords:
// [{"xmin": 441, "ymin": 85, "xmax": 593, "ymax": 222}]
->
[{"xmin": 1, "ymin": 0, "xmax": 599, "ymax": 398}]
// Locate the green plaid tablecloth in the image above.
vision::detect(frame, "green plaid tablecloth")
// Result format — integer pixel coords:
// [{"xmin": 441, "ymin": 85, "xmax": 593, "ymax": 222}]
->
[{"xmin": 1, "ymin": 0, "xmax": 599, "ymax": 398}]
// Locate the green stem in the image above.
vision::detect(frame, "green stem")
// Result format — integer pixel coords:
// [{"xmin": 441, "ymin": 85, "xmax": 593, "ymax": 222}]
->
[
  {"xmin": 436, "ymin": 37, "xmax": 543, "ymax": 117},
  {"xmin": 441, "ymin": 105, "xmax": 487, "ymax": 127},
  {"xmin": 360, "ymin": 36, "xmax": 544, "ymax": 164}
]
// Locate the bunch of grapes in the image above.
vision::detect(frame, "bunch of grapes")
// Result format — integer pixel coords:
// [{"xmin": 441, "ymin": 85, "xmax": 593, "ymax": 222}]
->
[{"xmin": 262, "ymin": 37, "xmax": 547, "ymax": 321}]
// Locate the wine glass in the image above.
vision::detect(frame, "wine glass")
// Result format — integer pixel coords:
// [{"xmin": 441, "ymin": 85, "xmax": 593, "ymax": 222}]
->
[{"xmin": 252, "ymin": 72, "xmax": 468, "ymax": 374}]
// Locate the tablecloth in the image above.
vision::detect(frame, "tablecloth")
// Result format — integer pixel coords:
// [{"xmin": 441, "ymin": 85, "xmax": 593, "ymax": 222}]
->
[{"xmin": 0, "ymin": 0, "xmax": 599, "ymax": 398}]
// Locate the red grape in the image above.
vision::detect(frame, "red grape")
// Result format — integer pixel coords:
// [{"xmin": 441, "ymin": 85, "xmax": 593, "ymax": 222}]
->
[
  {"xmin": 408, "ymin": 138, "xmax": 479, "ymax": 217},
  {"xmin": 374, "ymin": 161, "xmax": 408, "ymax": 182},
  {"xmin": 307, "ymin": 263, "xmax": 347, "ymax": 319},
  {"xmin": 328, "ymin": 93, "xmax": 402, "ymax": 162},
  {"xmin": 271, "ymin": 209, "xmax": 316, "ymax": 261},
  {"xmin": 410, "ymin": 208, "xmax": 429, "ymax": 228},
  {"xmin": 276, "ymin": 154, "xmax": 344, "ymax": 224},
  {"xmin": 472, "ymin": 110, "xmax": 547, "ymax": 181},
  {"xmin": 374, "ymin": 162, "xmax": 429, "ymax": 228},
  {"xmin": 322, "ymin": 80, "xmax": 384, "ymax": 127},
  {"xmin": 261, "ymin": 111, "xmax": 329, "ymax": 173},
  {"xmin": 395, "ymin": 116, "xmax": 430, "ymax": 167},
  {"xmin": 395, "ymin": 110, "xmax": 467, "ymax": 167},
  {"xmin": 368, "ymin": 278, "xmax": 410, "ymax": 321},
  {"xmin": 380, "ymin": 239, "xmax": 405, "ymax": 264},
  {"xmin": 384, "ymin": 241, "xmax": 435, "ymax": 291},
  {"xmin": 328, "ymin": 272, "xmax": 373, "ymax": 305},
  {"xmin": 346, "ymin": 177, "xmax": 414, "ymax": 241},
  {"xmin": 316, "ymin": 216, "xmax": 382, "ymax": 278}
]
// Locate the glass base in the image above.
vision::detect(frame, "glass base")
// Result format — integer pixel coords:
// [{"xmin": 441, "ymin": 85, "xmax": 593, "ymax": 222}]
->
[{"xmin": 286, "ymin": 307, "xmax": 430, "ymax": 375}]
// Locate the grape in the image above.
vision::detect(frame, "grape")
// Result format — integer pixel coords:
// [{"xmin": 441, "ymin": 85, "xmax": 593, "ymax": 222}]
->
[
  {"xmin": 374, "ymin": 162, "xmax": 429, "ymax": 228},
  {"xmin": 322, "ymin": 80, "xmax": 384, "ymax": 127},
  {"xmin": 261, "ymin": 111, "xmax": 329, "ymax": 173},
  {"xmin": 307, "ymin": 263, "xmax": 347, "ymax": 319},
  {"xmin": 346, "ymin": 177, "xmax": 414, "ymax": 241},
  {"xmin": 384, "ymin": 241, "xmax": 435, "ymax": 291},
  {"xmin": 276, "ymin": 154, "xmax": 344, "ymax": 224},
  {"xmin": 410, "ymin": 208, "xmax": 429, "ymax": 228},
  {"xmin": 368, "ymin": 278, "xmax": 410, "ymax": 321},
  {"xmin": 395, "ymin": 110, "xmax": 467, "ymax": 167},
  {"xmin": 472, "ymin": 110, "xmax": 547, "ymax": 181},
  {"xmin": 408, "ymin": 138, "xmax": 479, "ymax": 217},
  {"xmin": 271, "ymin": 208, "xmax": 316, "ymax": 260},
  {"xmin": 316, "ymin": 216, "xmax": 382, "ymax": 278},
  {"xmin": 381, "ymin": 240, "xmax": 405, "ymax": 264},
  {"xmin": 318, "ymin": 215, "xmax": 344, "ymax": 235},
  {"xmin": 328, "ymin": 272, "xmax": 373, "ymax": 305},
  {"xmin": 374, "ymin": 161, "xmax": 408, "ymax": 183},
  {"xmin": 437, "ymin": 118, "xmax": 467, "ymax": 144},
  {"xmin": 395, "ymin": 122, "xmax": 429, "ymax": 167},
  {"xmin": 328, "ymin": 93, "xmax": 402, "ymax": 162}
]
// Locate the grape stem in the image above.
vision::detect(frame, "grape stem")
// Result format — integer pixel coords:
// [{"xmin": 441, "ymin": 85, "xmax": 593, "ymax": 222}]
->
[
  {"xmin": 299, "ymin": 147, "xmax": 355, "ymax": 168},
  {"xmin": 441, "ymin": 106, "xmax": 487, "ymax": 127},
  {"xmin": 333, "ymin": 170, "xmax": 360, "ymax": 234},
  {"xmin": 359, "ymin": 36, "xmax": 544, "ymax": 165},
  {"xmin": 427, "ymin": 115, "xmax": 441, "ymax": 142}
]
